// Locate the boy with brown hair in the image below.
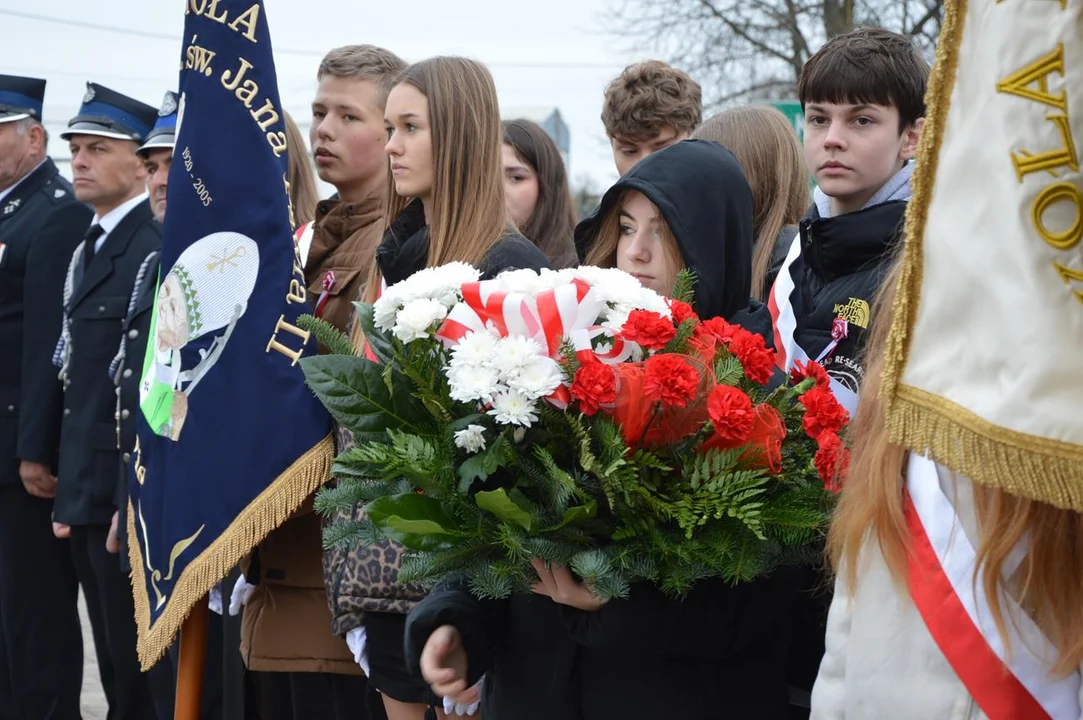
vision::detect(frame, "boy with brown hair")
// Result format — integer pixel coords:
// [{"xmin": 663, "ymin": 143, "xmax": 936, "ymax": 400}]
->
[
  {"xmin": 772, "ymin": 27, "xmax": 929, "ymax": 720},
  {"xmin": 601, "ymin": 60, "xmax": 702, "ymax": 176},
  {"xmin": 240, "ymin": 43, "xmax": 406, "ymax": 720},
  {"xmin": 771, "ymin": 27, "xmax": 929, "ymax": 412}
]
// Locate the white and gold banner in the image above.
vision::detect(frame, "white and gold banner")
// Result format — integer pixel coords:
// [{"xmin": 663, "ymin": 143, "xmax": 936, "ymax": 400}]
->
[{"xmin": 883, "ymin": 0, "xmax": 1083, "ymax": 508}]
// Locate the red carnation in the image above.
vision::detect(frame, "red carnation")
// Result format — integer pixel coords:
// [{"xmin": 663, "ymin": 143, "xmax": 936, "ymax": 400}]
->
[
  {"xmin": 569, "ymin": 358, "xmax": 618, "ymax": 416},
  {"xmin": 800, "ymin": 388, "xmax": 850, "ymax": 440},
  {"xmin": 696, "ymin": 317, "xmax": 741, "ymax": 345},
  {"xmin": 707, "ymin": 384, "xmax": 755, "ymax": 443},
  {"xmin": 815, "ymin": 432, "xmax": 850, "ymax": 492},
  {"xmin": 643, "ymin": 355, "xmax": 699, "ymax": 408},
  {"xmin": 621, "ymin": 310, "xmax": 677, "ymax": 350},
  {"xmin": 790, "ymin": 359, "xmax": 831, "ymax": 391},
  {"xmin": 730, "ymin": 331, "xmax": 775, "ymax": 385},
  {"xmin": 668, "ymin": 299, "xmax": 699, "ymax": 326}
]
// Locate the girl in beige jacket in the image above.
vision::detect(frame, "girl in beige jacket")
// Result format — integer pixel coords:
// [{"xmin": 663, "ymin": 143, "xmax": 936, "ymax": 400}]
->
[{"xmin": 810, "ymin": 265, "xmax": 1083, "ymax": 720}]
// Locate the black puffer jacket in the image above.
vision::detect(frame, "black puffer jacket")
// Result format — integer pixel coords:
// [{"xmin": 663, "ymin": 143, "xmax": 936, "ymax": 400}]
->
[
  {"xmin": 323, "ymin": 199, "xmax": 552, "ymax": 637},
  {"xmin": 771, "ymin": 200, "xmax": 906, "ymax": 714},
  {"xmin": 773, "ymin": 201, "xmax": 906, "ymax": 397},
  {"xmin": 405, "ymin": 141, "xmax": 793, "ymax": 720}
]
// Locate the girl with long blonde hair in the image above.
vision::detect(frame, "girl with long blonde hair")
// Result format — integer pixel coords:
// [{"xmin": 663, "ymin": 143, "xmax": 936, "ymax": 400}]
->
[
  {"xmin": 330, "ymin": 56, "xmax": 549, "ymax": 720},
  {"xmin": 811, "ymin": 259, "xmax": 1083, "ymax": 717},
  {"xmin": 692, "ymin": 105, "xmax": 808, "ymax": 300}
]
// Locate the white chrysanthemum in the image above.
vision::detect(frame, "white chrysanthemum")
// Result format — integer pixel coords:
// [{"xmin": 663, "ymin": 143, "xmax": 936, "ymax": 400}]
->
[
  {"xmin": 428, "ymin": 262, "xmax": 482, "ymax": 305},
  {"xmin": 490, "ymin": 335, "xmax": 545, "ymax": 377},
  {"xmin": 449, "ymin": 329, "xmax": 501, "ymax": 368},
  {"xmin": 488, "ymin": 390, "xmax": 539, "ymax": 427},
  {"xmin": 507, "ymin": 355, "xmax": 564, "ymax": 400},
  {"xmin": 494, "ymin": 268, "xmax": 544, "ymax": 296},
  {"xmin": 446, "ymin": 363, "xmax": 501, "ymax": 404},
  {"xmin": 372, "ymin": 287, "xmax": 406, "ymax": 331},
  {"xmin": 602, "ymin": 308, "xmax": 631, "ymax": 334},
  {"xmin": 453, "ymin": 424, "xmax": 487, "ymax": 454},
  {"xmin": 392, "ymin": 298, "xmax": 449, "ymax": 343}
]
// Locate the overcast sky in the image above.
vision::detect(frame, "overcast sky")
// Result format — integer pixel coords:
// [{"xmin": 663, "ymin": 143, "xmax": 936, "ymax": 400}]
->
[{"xmin": 0, "ymin": 0, "xmax": 650, "ymax": 191}]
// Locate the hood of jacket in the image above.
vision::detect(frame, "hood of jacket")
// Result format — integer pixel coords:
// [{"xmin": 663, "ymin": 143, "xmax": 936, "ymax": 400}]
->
[{"xmin": 574, "ymin": 139, "xmax": 755, "ymax": 321}]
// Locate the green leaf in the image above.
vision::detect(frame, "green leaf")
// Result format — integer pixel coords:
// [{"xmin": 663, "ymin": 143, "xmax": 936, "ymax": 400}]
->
[
  {"xmin": 475, "ymin": 488, "xmax": 533, "ymax": 530},
  {"xmin": 353, "ymin": 302, "xmax": 395, "ymax": 364},
  {"xmin": 559, "ymin": 500, "xmax": 597, "ymax": 528},
  {"xmin": 457, "ymin": 434, "xmax": 510, "ymax": 492},
  {"xmin": 366, "ymin": 493, "xmax": 466, "ymax": 551},
  {"xmin": 300, "ymin": 354, "xmax": 428, "ymax": 443}
]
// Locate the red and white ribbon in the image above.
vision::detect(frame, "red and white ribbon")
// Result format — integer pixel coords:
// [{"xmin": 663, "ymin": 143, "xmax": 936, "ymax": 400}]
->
[
  {"xmin": 905, "ymin": 453, "xmax": 1080, "ymax": 720},
  {"xmin": 436, "ymin": 278, "xmax": 635, "ymax": 366}
]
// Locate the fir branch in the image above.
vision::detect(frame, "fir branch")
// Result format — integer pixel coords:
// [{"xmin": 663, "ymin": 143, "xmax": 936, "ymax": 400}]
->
[
  {"xmin": 714, "ymin": 354, "xmax": 745, "ymax": 387},
  {"xmin": 297, "ymin": 314, "xmax": 355, "ymax": 356},
  {"xmin": 671, "ymin": 269, "xmax": 697, "ymax": 304},
  {"xmin": 314, "ymin": 479, "xmax": 390, "ymax": 516},
  {"xmin": 322, "ymin": 517, "xmax": 382, "ymax": 550}
]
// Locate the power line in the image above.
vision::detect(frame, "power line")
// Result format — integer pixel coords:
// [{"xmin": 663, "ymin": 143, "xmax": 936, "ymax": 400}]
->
[{"xmin": 0, "ymin": 8, "xmax": 625, "ymax": 70}]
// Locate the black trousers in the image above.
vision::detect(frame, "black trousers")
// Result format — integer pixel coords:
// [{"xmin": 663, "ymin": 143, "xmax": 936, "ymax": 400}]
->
[
  {"xmin": 256, "ymin": 671, "xmax": 386, "ymax": 720},
  {"xmin": 0, "ymin": 484, "xmax": 83, "ymax": 720},
  {"xmin": 70, "ymin": 524, "xmax": 158, "ymax": 720}
]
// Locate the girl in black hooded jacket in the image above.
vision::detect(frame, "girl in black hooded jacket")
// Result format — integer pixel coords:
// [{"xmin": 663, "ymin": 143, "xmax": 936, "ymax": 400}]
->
[{"xmin": 404, "ymin": 140, "xmax": 794, "ymax": 720}]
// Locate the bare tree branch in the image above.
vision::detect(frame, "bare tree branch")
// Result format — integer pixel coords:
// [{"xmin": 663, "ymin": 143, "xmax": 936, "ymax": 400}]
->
[{"xmin": 609, "ymin": 0, "xmax": 944, "ymax": 105}]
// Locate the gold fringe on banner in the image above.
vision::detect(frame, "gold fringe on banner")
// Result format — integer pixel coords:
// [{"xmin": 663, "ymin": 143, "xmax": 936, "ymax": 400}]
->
[
  {"xmin": 881, "ymin": 0, "xmax": 1083, "ymax": 509},
  {"xmin": 128, "ymin": 433, "xmax": 335, "ymax": 670}
]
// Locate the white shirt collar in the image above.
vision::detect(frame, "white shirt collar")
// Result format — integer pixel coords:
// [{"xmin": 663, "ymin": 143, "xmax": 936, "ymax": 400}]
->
[
  {"xmin": 0, "ymin": 159, "xmax": 47, "ymax": 206},
  {"xmin": 93, "ymin": 192, "xmax": 148, "ymax": 236}
]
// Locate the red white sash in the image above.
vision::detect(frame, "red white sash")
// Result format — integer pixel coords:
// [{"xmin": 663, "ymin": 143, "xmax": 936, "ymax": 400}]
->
[
  {"xmin": 904, "ymin": 453, "xmax": 1081, "ymax": 719},
  {"xmin": 294, "ymin": 221, "xmax": 315, "ymax": 269},
  {"xmin": 767, "ymin": 234, "xmax": 859, "ymax": 414}
]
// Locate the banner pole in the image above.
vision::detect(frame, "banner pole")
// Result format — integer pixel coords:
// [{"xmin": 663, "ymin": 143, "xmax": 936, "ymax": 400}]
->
[{"xmin": 174, "ymin": 594, "xmax": 208, "ymax": 720}]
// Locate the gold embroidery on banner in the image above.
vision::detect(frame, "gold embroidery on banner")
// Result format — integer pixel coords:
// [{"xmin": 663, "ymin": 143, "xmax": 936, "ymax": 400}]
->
[{"xmin": 996, "ymin": 36, "xmax": 1082, "ymax": 300}]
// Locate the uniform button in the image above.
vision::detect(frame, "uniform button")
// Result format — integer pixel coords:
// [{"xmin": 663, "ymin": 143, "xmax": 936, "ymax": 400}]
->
[
  {"xmin": 5, "ymin": 404, "xmax": 13, "ymax": 412},
  {"xmin": 128, "ymin": 329, "xmax": 139, "ymax": 340},
  {"xmin": 123, "ymin": 368, "xmax": 133, "ymax": 379},
  {"xmin": 63, "ymin": 408, "xmax": 71, "ymax": 417},
  {"xmin": 99, "ymin": 305, "xmax": 106, "ymax": 313},
  {"xmin": 122, "ymin": 452, "xmax": 131, "ymax": 463},
  {"xmin": 121, "ymin": 409, "xmax": 131, "ymax": 420}
]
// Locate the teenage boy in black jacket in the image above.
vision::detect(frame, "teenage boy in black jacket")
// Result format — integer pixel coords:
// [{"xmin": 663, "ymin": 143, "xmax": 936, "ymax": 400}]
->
[{"xmin": 767, "ymin": 28, "xmax": 930, "ymax": 719}]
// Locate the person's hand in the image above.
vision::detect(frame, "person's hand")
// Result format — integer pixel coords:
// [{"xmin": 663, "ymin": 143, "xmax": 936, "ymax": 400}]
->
[
  {"xmin": 420, "ymin": 625, "xmax": 470, "ymax": 699},
  {"xmin": 52, "ymin": 522, "xmax": 71, "ymax": 539},
  {"xmin": 443, "ymin": 676, "xmax": 484, "ymax": 716},
  {"xmin": 19, "ymin": 461, "xmax": 56, "ymax": 499},
  {"xmin": 106, "ymin": 511, "xmax": 120, "ymax": 553},
  {"xmin": 531, "ymin": 558, "xmax": 609, "ymax": 612}
]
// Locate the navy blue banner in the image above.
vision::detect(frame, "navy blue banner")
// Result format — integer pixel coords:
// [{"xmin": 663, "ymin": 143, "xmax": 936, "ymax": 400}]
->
[{"xmin": 130, "ymin": 0, "xmax": 333, "ymax": 667}]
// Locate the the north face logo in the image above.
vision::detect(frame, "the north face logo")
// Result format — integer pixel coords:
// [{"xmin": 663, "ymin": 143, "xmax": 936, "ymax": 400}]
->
[{"xmin": 832, "ymin": 297, "xmax": 871, "ymax": 329}]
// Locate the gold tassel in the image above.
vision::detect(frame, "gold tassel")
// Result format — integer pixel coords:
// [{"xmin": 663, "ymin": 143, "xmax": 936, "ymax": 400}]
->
[
  {"xmin": 889, "ymin": 387, "xmax": 1083, "ymax": 511},
  {"xmin": 128, "ymin": 433, "xmax": 335, "ymax": 670}
]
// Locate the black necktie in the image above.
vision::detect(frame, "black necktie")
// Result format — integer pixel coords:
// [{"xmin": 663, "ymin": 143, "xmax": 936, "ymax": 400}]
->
[{"xmin": 83, "ymin": 224, "xmax": 105, "ymax": 269}]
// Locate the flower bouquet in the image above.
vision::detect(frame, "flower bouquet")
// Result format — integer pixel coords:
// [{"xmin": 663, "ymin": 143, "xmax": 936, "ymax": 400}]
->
[{"xmin": 299, "ymin": 263, "xmax": 848, "ymax": 600}]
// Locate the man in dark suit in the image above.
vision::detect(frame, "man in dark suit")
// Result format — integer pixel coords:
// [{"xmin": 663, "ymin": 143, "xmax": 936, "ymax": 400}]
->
[
  {"xmin": 54, "ymin": 82, "xmax": 161, "ymax": 720},
  {"xmin": 0, "ymin": 73, "xmax": 90, "ymax": 720}
]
